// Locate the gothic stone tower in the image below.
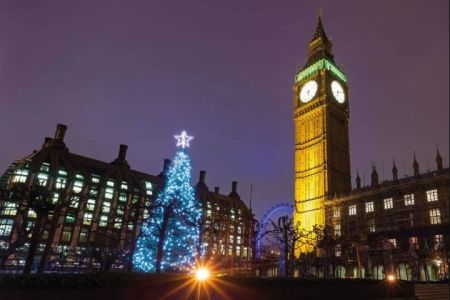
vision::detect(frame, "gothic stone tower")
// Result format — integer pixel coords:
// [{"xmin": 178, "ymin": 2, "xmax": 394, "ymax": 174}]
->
[{"xmin": 293, "ymin": 16, "xmax": 351, "ymax": 253}]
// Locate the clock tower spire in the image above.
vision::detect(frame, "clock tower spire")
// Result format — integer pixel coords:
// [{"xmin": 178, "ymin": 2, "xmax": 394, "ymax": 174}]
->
[{"xmin": 293, "ymin": 14, "xmax": 351, "ymax": 254}]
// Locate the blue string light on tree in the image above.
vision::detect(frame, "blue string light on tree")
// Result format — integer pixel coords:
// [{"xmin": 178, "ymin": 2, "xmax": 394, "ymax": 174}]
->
[{"xmin": 132, "ymin": 131, "xmax": 202, "ymax": 273}]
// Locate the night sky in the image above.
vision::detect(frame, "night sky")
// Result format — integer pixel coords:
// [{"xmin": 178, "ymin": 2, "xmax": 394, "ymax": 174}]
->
[{"xmin": 0, "ymin": 1, "xmax": 448, "ymax": 218}]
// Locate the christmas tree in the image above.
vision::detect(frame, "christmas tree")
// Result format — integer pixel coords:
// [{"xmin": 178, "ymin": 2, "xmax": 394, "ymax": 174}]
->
[{"xmin": 133, "ymin": 131, "xmax": 202, "ymax": 273}]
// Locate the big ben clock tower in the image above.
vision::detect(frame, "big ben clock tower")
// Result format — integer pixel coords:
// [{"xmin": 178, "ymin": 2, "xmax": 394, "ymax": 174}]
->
[{"xmin": 293, "ymin": 15, "xmax": 351, "ymax": 253}]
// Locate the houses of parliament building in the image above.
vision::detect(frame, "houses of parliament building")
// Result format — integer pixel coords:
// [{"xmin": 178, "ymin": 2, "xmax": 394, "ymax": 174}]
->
[{"xmin": 293, "ymin": 15, "xmax": 449, "ymax": 280}]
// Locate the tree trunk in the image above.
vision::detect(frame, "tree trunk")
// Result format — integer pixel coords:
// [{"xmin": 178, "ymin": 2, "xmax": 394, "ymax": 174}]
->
[
  {"xmin": 155, "ymin": 205, "xmax": 172, "ymax": 273},
  {"xmin": 37, "ymin": 210, "xmax": 61, "ymax": 273},
  {"xmin": 23, "ymin": 214, "xmax": 46, "ymax": 274}
]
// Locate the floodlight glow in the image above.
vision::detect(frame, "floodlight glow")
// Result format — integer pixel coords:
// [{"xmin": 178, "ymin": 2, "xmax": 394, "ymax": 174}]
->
[
  {"xmin": 387, "ymin": 274, "xmax": 396, "ymax": 282},
  {"xmin": 195, "ymin": 267, "xmax": 210, "ymax": 281}
]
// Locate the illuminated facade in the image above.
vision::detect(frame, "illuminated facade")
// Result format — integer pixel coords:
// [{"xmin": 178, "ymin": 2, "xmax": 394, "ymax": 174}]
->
[
  {"xmin": 292, "ymin": 16, "xmax": 449, "ymax": 281},
  {"xmin": 0, "ymin": 124, "xmax": 254, "ymax": 272},
  {"xmin": 293, "ymin": 16, "xmax": 351, "ymax": 253},
  {"xmin": 196, "ymin": 172, "xmax": 255, "ymax": 274},
  {"xmin": 324, "ymin": 159, "xmax": 449, "ymax": 280}
]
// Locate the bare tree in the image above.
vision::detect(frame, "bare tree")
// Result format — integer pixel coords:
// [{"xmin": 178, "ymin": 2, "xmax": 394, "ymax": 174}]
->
[{"xmin": 264, "ymin": 215, "xmax": 311, "ymax": 277}]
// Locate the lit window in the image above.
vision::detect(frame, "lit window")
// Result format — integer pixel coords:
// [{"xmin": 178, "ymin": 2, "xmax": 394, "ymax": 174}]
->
[
  {"xmin": 409, "ymin": 236, "xmax": 418, "ymax": 245},
  {"xmin": 102, "ymin": 201, "xmax": 111, "ymax": 213},
  {"xmin": 206, "ymin": 209, "xmax": 212, "ymax": 217},
  {"xmin": 426, "ymin": 189, "xmax": 438, "ymax": 202},
  {"xmin": 40, "ymin": 163, "xmax": 50, "ymax": 172},
  {"xmin": 119, "ymin": 193, "xmax": 127, "ymax": 203},
  {"xmin": 116, "ymin": 206, "xmax": 125, "ymax": 216},
  {"xmin": 55, "ymin": 176, "xmax": 66, "ymax": 189},
  {"xmin": 228, "ymin": 245, "xmax": 233, "ymax": 255},
  {"xmin": 334, "ymin": 244, "xmax": 341, "ymax": 257},
  {"xmin": 104, "ymin": 188, "xmax": 114, "ymax": 199},
  {"xmin": 52, "ymin": 193, "xmax": 59, "ymax": 204},
  {"xmin": 121, "ymin": 181, "xmax": 128, "ymax": 190},
  {"xmin": 69, "ymin": 196, "xmax": 80, "ymax": 208},
  {"xmin": 348, "ymin": 205, "xmax": 357, "ymax": 216},
  {"xmin": 243, "ymin": 247, "xmax": 248, "ymax": 257},
  {"xmin": 99, "ymin": 215, "xmax": 108, "ymax": 227},
  {"xmin": 12, "ymin": 169, "xmax": 28, "ymax": 183},
  {"xmin": 143, "ymin": 209, "xmax": 149, "ymax": 219},
  {"xmin": 65, "ymin": 213, "xmax": 76, "ymax": 223},
  {"xmin": 0, "ymin": 219, "xmax": 13, "ymax": 236},
  {"xmin": 37, "ymin": 173, "xmax": 48, "ymax": 186},
  {"xmin": 404, "ymin": 194, "xmax": 415, "ymax": 206},
  {"xmin": 229, "ymin": 235, "xmax": 234, "ymax": 244},
  {"xmin": 91, "ymin": 175, "xmax": 100, "ymax": 184},
  {"xmin": 388, "ymin": 238, "xmax": 397, "ymax": 248},
  {"xmin": 86, "ymin": 199, "xmax": 96, "ymax": 211},
  {"xmin": 107, "ymin": 180, "xmax": 115, "ymax": 187},
  {"xmin": 365, "ymin": 201, "xmax": 374, "ymax": 213},
  {"xmin": 72, "ymin": 180, "xmax": 84, "ymax": 193},
  {"xmin": 60, "ymin": 226, "xmax": 72, "ymax": 242},
  {"xmin": 114, "ymin": 218, "xmax": 122, "ymax": 229},
  {"xmin": 384, "ymin": 198, "xmax": 393, "ymax": 210},
  {"xmin": 333, "ymin": 207, "xmax": 341, "ymax": 218},
  {"xmin": 83, "ymin": 213, "xmax": 93, "ymax": 225},
  {"xmin": 236, "ymin": 236, "xmax": 241, "ymax": 245},
  {"xmin": 2, "ymin": 202, "xmax": 17, "ymax": 216},
  {"xmin": 28, "ymin": 209, "xmax": 37, "ymax": 218},
  {"xmin": 230, "ymin": 225, "xmax": 234, "ymax": 233},
  {"xmin": 367, "ymin": 219, "xmax": 376, "ymax": 232},
  {"xmin": 79, "ymin": 229, "xmax": 89, "ymax": 243},
  {"xmin": 237, "ymin": 226, "xmax": 242, "ymax": 234},
  {"xmin": 434, "ymin": 235, "xmax": 444, "ymax": 249},
  {"xmin": 127, "ymin": 223, "xmax": 134, "ymax": 230},
  {"xmin": 429, "ymin": 208, "xmax": 441, "ymax": 224},
  {"xmin": 334, "ymin": 224, "xmax": 341, "ymax": 237},
  {"xmin": 236, "ymin": 246, "xmax": 241, "ymax": 256},
  {"xmin": 145, "ymin": 181, "xmax": 153, "ymax": 195}
]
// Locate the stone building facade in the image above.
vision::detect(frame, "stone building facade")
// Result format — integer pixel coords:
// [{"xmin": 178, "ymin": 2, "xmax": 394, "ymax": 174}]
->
[
  {"xmin": 0, "ymin": 124, "xmax": 254, "ymax": 273},
  {"xmin": 293, "ymin": 15, "xmax": 449, "ymax": 280}
]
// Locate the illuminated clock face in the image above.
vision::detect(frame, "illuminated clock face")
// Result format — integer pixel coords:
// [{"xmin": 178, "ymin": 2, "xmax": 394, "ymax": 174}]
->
[
  {"xmin": 331, "ymin": 80, "xmax": 345, "ymax": 103},
  {"xmin": 299, "ymin": 80, "xmax": 318, "ymax": 103}
]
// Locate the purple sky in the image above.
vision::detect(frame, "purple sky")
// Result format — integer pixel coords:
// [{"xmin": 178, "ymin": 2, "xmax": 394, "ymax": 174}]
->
[{"xmin": 0, "ymin": 1, "xmax": 448, "ymax": 218}]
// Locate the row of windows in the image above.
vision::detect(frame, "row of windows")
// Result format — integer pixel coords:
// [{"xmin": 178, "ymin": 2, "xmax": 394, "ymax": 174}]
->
[
  {"xmin": 10, "ymin": 167, "xmax": 153, "ymax": 195},
  {"xmin": 207, "ymin": 242, "xmax": 250, "ymax": 258},
  {"xmin": 333, "ymin": 189, "xmax": 440, "ymax": 218},
  {"xmin": 333, "ymin": 208, "xmax": 442, "ymax": 236},
  {"xmin": 333, "ymin": 235, "xmax": 444, "ymax": 257}
]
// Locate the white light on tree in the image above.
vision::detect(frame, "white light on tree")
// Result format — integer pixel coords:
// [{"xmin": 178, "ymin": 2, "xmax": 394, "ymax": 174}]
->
[{"xmin": 174, "ymin": 130, "xmax": 194, "ymax": 149}]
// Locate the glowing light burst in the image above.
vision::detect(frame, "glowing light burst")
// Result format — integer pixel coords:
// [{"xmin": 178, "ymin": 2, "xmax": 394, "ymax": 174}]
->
[
  {"xmin": 387, "ymin": 274, "xmax": 396, "ymax": 282},
  {"xmin": 174, "ymin": 130, "xmax": 194, "ymax": 148},
  {"xmin": 195, "ymin": 267, "xmax": 210, "ymax": 281}
]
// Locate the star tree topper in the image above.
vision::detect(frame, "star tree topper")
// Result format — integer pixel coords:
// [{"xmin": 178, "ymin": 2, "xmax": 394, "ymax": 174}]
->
[{"xmin": 174, "ymin": 130, "xmax": 194, "ymax": 148}]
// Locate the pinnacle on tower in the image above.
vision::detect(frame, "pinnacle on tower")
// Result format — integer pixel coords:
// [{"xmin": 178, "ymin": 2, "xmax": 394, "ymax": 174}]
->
[
  {"xmin": 392, "ymin": 159, "xmax": 399, "ymax": 182},
  {"xmin": 306, "ymin": 10, "xmax": 334, "ymax": 67},
  {"xmin": 371, "ymin": 166, "xmax": 379, "ymax": 188},
  {"xmin": 356, "ymin": 170, "xmax": 361, "ymax": 189},
  {"xmin": 413, "ymin": 153, "xmax": 420, "ymax": 177},
  {"xmin": 436, "ymin": 149, "xmax": 443, "ymax": 171}
]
